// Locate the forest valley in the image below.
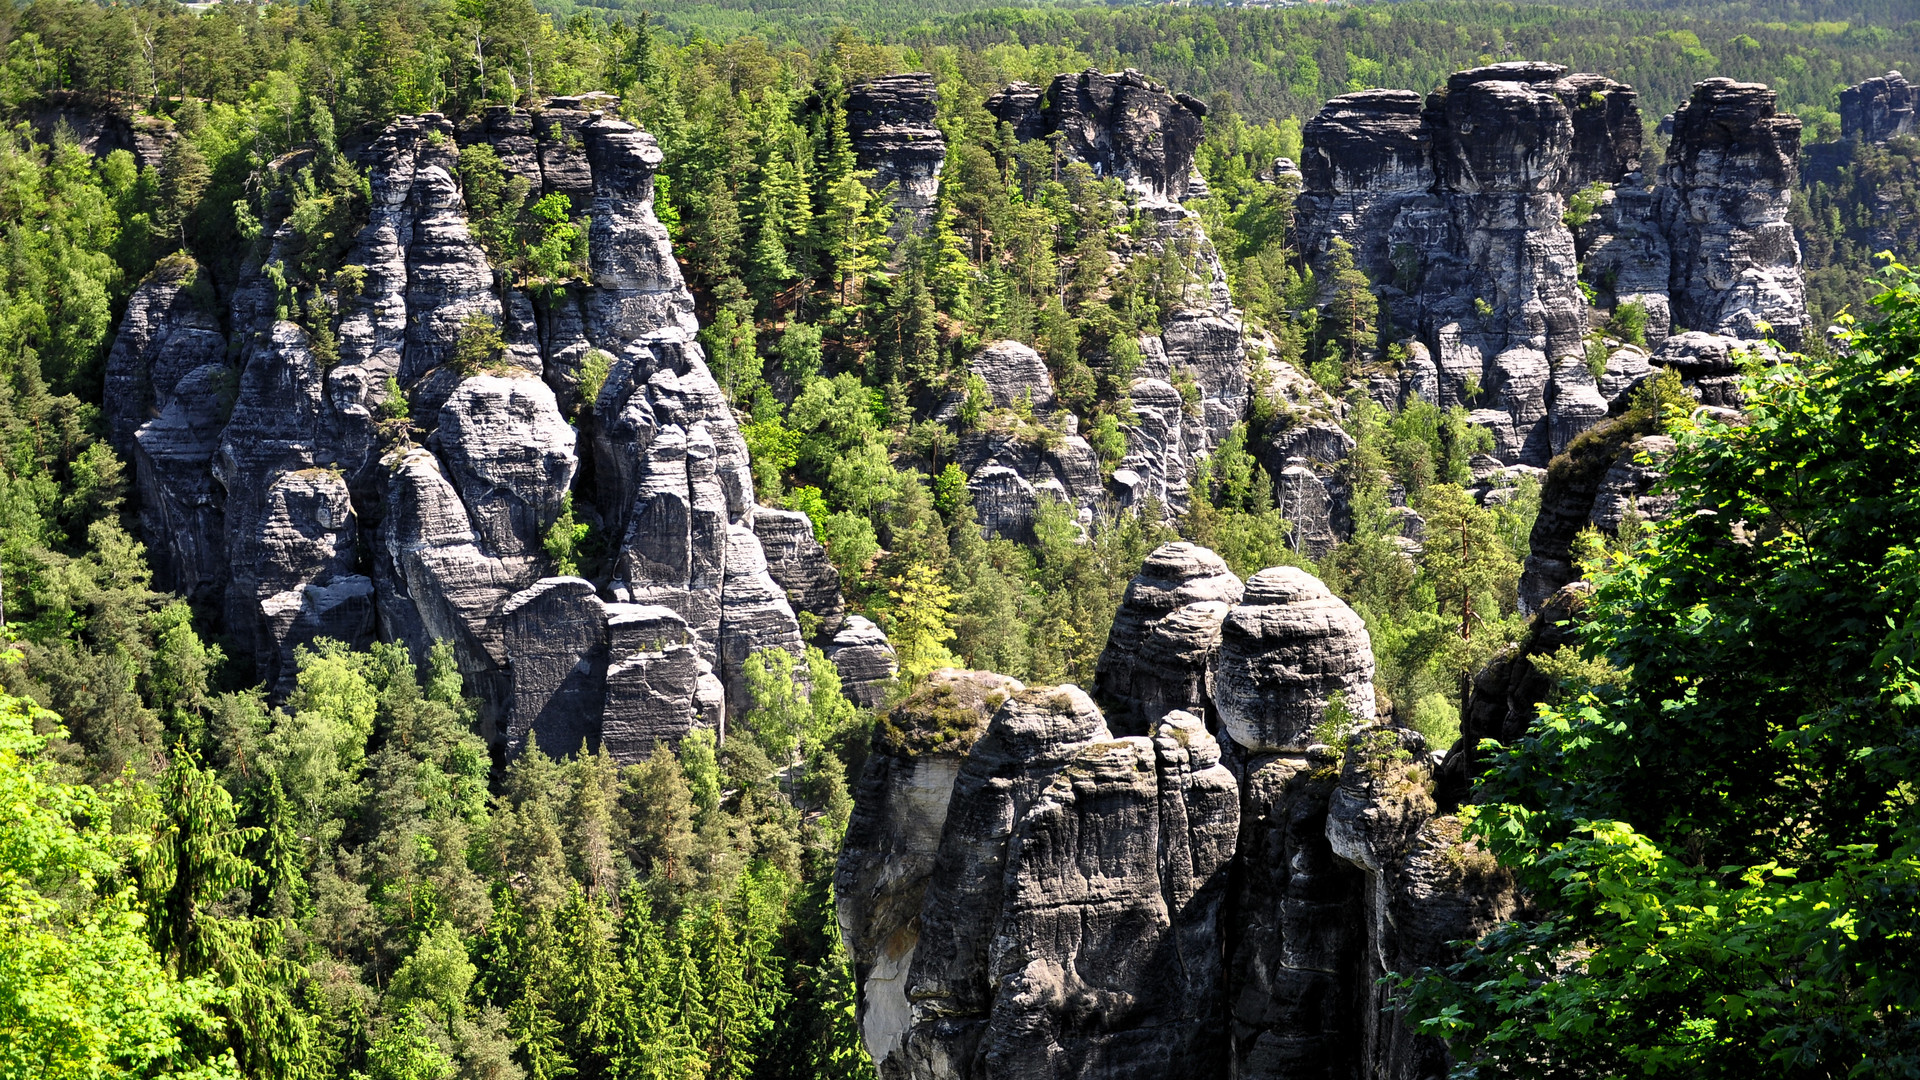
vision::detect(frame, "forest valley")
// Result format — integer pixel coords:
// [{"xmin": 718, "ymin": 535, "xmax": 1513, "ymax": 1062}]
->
[{"xmin": 0, "ymin": 0, "xmax": 1918, "ymax": 1076}]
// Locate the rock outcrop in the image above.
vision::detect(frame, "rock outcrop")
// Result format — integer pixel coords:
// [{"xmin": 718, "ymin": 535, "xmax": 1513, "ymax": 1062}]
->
[
  {"xmin": 864, "ymin": 684, "xmax": 1240, "ymax": 1080},
  {"xmin": 849, "ymin": 74, "xmax": 947, "ymax": 237},
  {"xmin": 825, "ymin": 615, "xmax": 898, "ymax": 708},
  {"xmin": 968, "ymin": 340, "xmax": 1056, "ymax": 411},
  {"xmin": 753, "ymin": 508, "xmax": 846, "ymax": 633},
  {"xmin": 104, "ymin": 257, "xmax": 227, "ymax": 465},
  {"xmin": 1299, "ymin": 66, "xmax": 1808, "ymax": 466},
  {"xmin": 836, "ymin": 669, "xmax": 1024, "ymax": 1073},
  {"xmin": 1435, "ymin": 582, "xmax": 1589, "ymax": 807},
  {"xmin": 1841, "ymin": 70, "xmax": 1916, "ymax": 144},
  {"xmin": 1213, "ymin": 567, "xmax": 1377, "ymax": 752},
  {"xmin": 987, "ymin": 69, "xmax": 1207, "ymax": 202},
  {"xmin": 116, "ymin": 106, "xmax": 807, "ymax": 760},
  {"xmin": 1658, "ymin": 79, "xmax": 1807, "ymax": 348},
  {"xmin": 1094, "ymin": 542, "xmax": 1245, "ymax": 735},
  {"xmin": 842, "ymin": 549, "xmax": 1516, "ymax": 1080},
  {"xmin": 1517, "ymin": 402, "xmax": 1676, "ymax": 614}
]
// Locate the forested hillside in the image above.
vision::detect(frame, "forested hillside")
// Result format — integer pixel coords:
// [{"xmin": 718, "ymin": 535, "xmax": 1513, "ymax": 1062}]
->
[{"xmin": 0, "ymin": 0, "xmax": 1917, "ymax": 1076}]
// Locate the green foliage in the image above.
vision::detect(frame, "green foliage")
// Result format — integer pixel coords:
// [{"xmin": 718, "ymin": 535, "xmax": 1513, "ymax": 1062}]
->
[
  {"xmin": 450, "ymin": 314, "xmax": 508, "ymax": 376},
  {"xmin": 1606, "ymin": 299, "xmax": 1649, "ymax": 346},
  {"xmin": 543, "ymin": 495, "xmax": 592, "ymax": 577},
  {"xmin": 1563, "ymin": 180, "xmax": 1608, "ymax": 230},
  {"xmin": 883, "ymin": 563, "xmax": 958, "ymax": 682},
  {"xmin": 1404, "ymin": 267, "xmax": 1920, "ymax": 1075},
  {"xmin": 0, "ymin": 676, "xmax": 241, "ymax": 1080},
  {"xmin": 577, "ymin": 350, "xmax": 614, "ymax": 412}
]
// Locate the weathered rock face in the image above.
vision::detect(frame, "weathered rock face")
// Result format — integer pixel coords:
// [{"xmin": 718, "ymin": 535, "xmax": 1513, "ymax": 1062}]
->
[
  {"xmin": 1227, "ymin": 748, "xmax": 1368, "ymax": 1079},
  {"xmin": 1324, "ymin": 728, "xmax": 1518, "ymax": 1078},
  {"xmin": 849, "ymin": 74, "xmax": 947, "ymax": 237},
  {"xmin": 1841, "ymin": 70, "xmax": 1917, "ymax": 144},
  {"xmin": 1297, "ymin": 89, "xmax": 1434, "ymax": 301},
  {"xmin": 104, "ymin": 258, "xmax": 227, "ymax": 464},
  {"xmin": 957, "ymin": 428, "xmax": 1105, "ymax": 541},
  {"xmin": 1213, "ymin": 567, "xmax": 1377, "ymax": 753},
  {"xmin": 963, "ymin": 71, "xmax": 1262, "ymax": 525},
  {"xmin": 968, "ymin": 340, "xmax": 1056, "ymax": 411},
  {"xmin": 1300, "ymin": 66, "xmax": 1808, "ymax": 466},
  {"xmin": 1658, "ymin": 79, "xmax": 1807, "ymax": 348},
  {"xmin": 1095, "ymin": 542, "xmax": 1245, "ymax": 735},
  {"xmin": 1517, "ymin": 403, "xmax": 1676, "ymax": 614},
  {"xmin": 840, "ymin": 550, "xmax": 1517, "ymax": 1080},
  {"xmin": 866, "ymin": 685, "xmax": 1240, "ymax": 1080},
  {"xmin": 987, "ymin": 69, "xmax": 1206, "ymax": 202},
  {"xmin": 825, "ymin": 615, "xmax": 898, "ymax": 709},
  {"xmin": 837, "ymin": 669, "xmax": 1024, "ymax": 1073},
  {"xmin": 116, "ymin": 105, "xmax": 806, "ymax": 760},
  {"xmin": 753, "ymin": 508, "xmax": 846, "ymax": 634}
]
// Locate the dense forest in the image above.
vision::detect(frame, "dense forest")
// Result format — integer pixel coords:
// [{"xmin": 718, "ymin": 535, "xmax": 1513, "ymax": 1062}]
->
[{"xmin": 1, "ymin": 0, "xmax": 1917, "ymax": 1075}]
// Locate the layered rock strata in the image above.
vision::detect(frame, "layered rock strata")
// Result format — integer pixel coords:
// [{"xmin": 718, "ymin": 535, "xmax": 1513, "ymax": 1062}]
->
[
  {"xmin": 1841, "ymin": 70, "xmax": 1916, "ymax": 144},
  {"xmin": 848, "ymin": 73, "xmax": 947, "ymax": 237},
  {"xmin": 114, "ymin": 107, "xmax": 806, "ymax": 758},
  {"xmin": 1657, "ymin": 79, "xmax": 1807, "ymax": 348}
]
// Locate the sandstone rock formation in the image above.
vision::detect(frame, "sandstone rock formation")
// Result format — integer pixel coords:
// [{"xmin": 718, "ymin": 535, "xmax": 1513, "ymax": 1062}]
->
[
  {"xmin": 1435, "ymin": 582, "xmax": 1589, "ymax": 807},
  {"xmin": 825, "ymin": 615, "xmax": 898, "ymax": 708},
  {"xmin": 1518, "ymin": 403, "xmax": 1677, "ymax": 614},
  {"xmin": 1299, "ymin": 66, "xmax": 1808, "ymax": 467},
  {"xmin": 836, "ymin": 669, "xmax": 1024, "ymax": 1072},
  {"xmin": 1095, "ymin": 542, "xmax": 1245, "ymax": 735},
  {"xmin": 863, "ymin": 684, "xmax": 1240, "ymax": 1080},
  {"xmin": 1658, "ymin": 79, "xmax": 1807, "ymax": 348},
  {"xmin": 1841, "ymin": 70, "xmax": 1916, "ymax": 144},
  {"xmin": 753, "ymin": 508, "xmax": 846, "ymax": 633},
  {"xmin": 116, "ymin": 106, "xmax": 807, "ymax": 760},
  {"xmin": 968, "ymin": 340, "xmax": 1055, "ymax": 411},
  {"xmin": 1213, "ymin": 567, "xmax": 1377, "ymax": 752},
  {"xmin": 849, "ymin": 73, "xmax": 947, "ymax": 237},
  {"xmin": 987, "ymin": 69, "xmax": 1206, "ymax": 202},
  {"xmin": 842, "ymin": 550, "xmax": 1516, "ymax": 1080}
]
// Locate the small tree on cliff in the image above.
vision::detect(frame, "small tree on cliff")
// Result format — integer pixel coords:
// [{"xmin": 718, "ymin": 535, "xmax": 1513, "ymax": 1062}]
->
[{"xmin": 1317, "ymin": 237, "xmax": 1377, "ymax": 378}]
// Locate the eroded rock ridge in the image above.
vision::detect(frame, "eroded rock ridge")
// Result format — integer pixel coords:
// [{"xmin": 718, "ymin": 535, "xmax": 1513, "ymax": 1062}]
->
[{"xmin": 838, "ymin": 545, "xmax": 1515, "ymax": 1080}]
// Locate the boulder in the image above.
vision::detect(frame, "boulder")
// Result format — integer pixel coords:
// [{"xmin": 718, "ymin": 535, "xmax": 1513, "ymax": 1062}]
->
[
  {"xmin": 968, "ymin": 340, "xmax": 1056, "ymax": 411},
  {"xmin": 602, "ymin": 603, "xmax": 714, "ymax": 758}
]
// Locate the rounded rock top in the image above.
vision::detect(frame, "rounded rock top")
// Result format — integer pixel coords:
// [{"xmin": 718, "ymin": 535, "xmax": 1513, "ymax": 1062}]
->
[{"xmin": 1241, "ymin": 565, "xmax": 1334, "ymax": 607}]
